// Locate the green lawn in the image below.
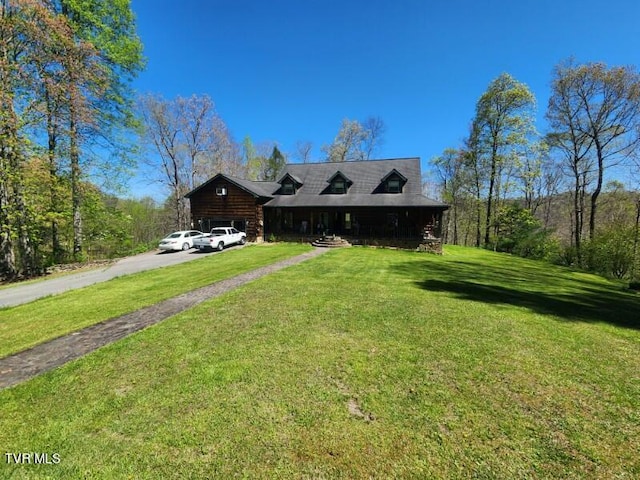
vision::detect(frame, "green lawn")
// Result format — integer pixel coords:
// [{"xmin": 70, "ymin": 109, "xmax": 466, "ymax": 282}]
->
[
  {"xmin": 1, "ymin": 246, "xmax": 639, "ymax": 478},
  {"xmin": 0, "ymin": 243, "xmax": 312, "ymax": 358}
]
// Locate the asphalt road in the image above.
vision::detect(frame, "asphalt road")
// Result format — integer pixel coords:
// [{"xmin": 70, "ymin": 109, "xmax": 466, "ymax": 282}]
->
[{"xmin": 0, "ymin": 246, "xmax": 242, "ymax": 308}]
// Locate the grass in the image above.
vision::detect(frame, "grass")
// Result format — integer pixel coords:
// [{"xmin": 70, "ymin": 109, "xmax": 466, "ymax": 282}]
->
[
  {"xmin": 0, "ymin": 259, "xmax": 116, "ymax": 291},
  {"xmin": 1, "ymin": 245, "xmax": 639, "ymax": 478},
  {"xmin": 0, "ymin": 243, "xmax": 312, "ymax": 358}
]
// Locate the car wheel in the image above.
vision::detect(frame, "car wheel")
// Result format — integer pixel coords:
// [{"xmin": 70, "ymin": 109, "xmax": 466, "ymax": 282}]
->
[
  {"xmin": 217, "ymin": 241, "xmax": 224, "ymax": 251},
  {"xmin": 182, "ymin": 242, "xmax": 190, "ymax": 251},
  {"xmin": 240, "ymin": 237, "xmax": 246, "ymax": 245}
]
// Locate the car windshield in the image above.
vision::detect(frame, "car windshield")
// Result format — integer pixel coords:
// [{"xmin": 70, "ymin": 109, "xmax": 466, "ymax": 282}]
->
[
  {"xmin": 211, "ymin": 229, "xmax": 226, "ymax": 235},
  {"xmin": 168, "ymin": 233, "xmax": 182, "ymax": 238}
]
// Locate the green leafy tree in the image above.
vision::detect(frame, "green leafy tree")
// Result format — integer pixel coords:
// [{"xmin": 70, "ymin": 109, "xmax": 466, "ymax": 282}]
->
[
  {"xmin": 58, "ymin": 0, "xmax": 144, "ymax": 260},
  {"xmin": 263, "ymin": 146, "xmax": 286, "ymax": 181},
  {"xmin": 472, "ymin": 73, "xmax": 537, "ymax": 247},
  {"xmin": 0, "ymin": 0, "xmax": 66, "ymax": 277},
  {"xmin": 494, "ymin": 204, "xmax": 556, "ymax": 260}
]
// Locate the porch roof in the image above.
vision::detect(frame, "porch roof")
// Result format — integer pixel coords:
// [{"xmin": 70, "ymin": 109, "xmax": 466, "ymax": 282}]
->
[{"xmin": 265, "ymin": 193, "xmax": 446, "ymax": 208}]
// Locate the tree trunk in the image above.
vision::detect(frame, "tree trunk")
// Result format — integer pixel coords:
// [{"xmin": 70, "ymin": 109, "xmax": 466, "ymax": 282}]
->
[
  {"xmin": 631, "ymin": 196, "xmax": 640, "ymax": 281},
  {"xmin": 589, "ymin": 139, "xmax": 604, "ymax": 240},
  {"xmin": 69, "ymin": 103, "xmax": 83, "ymax": 260},
  {"xmin": 452, "ymin": 201, "xmax": 459, "ymax": 245},
  {"xmin": 0, "ymin": 160, "xmax": 16, "ymax": 278},
  {"xmin": 484, "ymin": 152, "xmax": 497, "ymax": 247},
  {"xmin": 46, "ymin": 93, "xmax": 64, "ymax": 263},
  {"xmin": 14, "ymin": 182, "xmax": 37, "ymax": 277},
  {"xmin": 573, "ymin": 174, "xmax": 581, "ymax": 261}
]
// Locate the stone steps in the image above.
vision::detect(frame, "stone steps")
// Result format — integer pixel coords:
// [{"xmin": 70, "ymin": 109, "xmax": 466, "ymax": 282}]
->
[{"xmin": 311, "ymin": 235, "xmax": 352, "ymax": 248}]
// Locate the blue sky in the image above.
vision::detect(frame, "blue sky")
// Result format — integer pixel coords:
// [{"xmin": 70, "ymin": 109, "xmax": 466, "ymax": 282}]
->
[{"xmin": 128, "ymin": 0, "xmax": 640, "ymax": 197}]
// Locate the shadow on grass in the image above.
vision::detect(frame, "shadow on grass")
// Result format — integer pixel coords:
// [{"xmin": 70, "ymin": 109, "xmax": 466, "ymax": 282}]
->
[{"xmin": 393, "ymin": 258, "xmax": 640, "ymax": 330}]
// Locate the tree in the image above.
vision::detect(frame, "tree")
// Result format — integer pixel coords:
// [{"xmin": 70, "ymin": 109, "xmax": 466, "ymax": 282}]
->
[
  {"xmin": 494, "ymin": 204, "xmax": 558, "ymax": 260},
  {"xmin": 139, "ymin": 94, "xmax": 239, "ymax": 229},
  {"xmin": 243, "ymin": 136, "xmax": 259, "ymax": 179},
  {"xmin": 432, "ymin": 148, "xmax": 466, "ymax": 244},
  {"xmin": 293, "ymin": 140, "xmax": 313, "ymax": 163},
  {"xmin": 463, "ymin": 124, "xmax": 488, "ymax": 247},
  {"xmin": 0, "ymin": 0, "xmax": 145, "ymax": 279},
  {"xmin": 0, "ymin": 0, "xmax": 77, "ymax": 277},
  {"xmin": 547, "ymin": 62, "xmax": 595, "ymax": 262},
  {"xmin": 360, "ymin": 116, "xmax": 386, "ymax": 160},
  {"xmin": 263, "ymin": 146, "xmax": 286, "ymax": 181},
  {"xmin": 139, "ymin": 94, "xmax": 189, "ymax": 230},
  {"xmin": 548, "ymin": 61, "xmax": 640, "ymax": 242},
  {"xmin": 56, "ymin": 0, "xmax": 144, "ymax": 260},
  {"xmin": 322, "ymin": 117, "xmax": 386, "ymax": 162},
  {"xmin": 471, "ymin": 73, "xmax": 536, "ymax": 247}
]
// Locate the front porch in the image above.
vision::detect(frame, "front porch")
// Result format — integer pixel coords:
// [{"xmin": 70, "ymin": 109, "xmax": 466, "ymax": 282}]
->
[
  {"xmin": 263, "ymin": 206, "xmax": 444, "ymax": 248},
  {"xmin": 264, "ymin": 207, "xmax": 442, "ymax": 250}
]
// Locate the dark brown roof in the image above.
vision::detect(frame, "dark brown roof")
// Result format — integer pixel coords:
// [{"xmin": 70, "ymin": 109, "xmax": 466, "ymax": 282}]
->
[
  {"xmin": 184, "ymin": 173, "xmax": 278, "ymax": 199},
  {"xmin": 185, "ymin": 158, "xmax": 448, "ymax": 209},
  {"xmin": 266, "ymin": 158, "xmax": 447, "ymax": 208}
]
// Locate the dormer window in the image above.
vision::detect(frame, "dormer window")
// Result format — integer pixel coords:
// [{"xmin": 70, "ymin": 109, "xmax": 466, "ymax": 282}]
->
[
  {"xmin": 331, "ymin": 178, "xmax": 346, "ymax": 194},
  {"xmin": 387, "ymin": 178, "xmax": 401, "ymax": 193},
  {"xmin": 381, "ymin": 169, "xmax": 407, "ymax": 194},
  {"xmin": 324, "ymin": 171, "xmax": 352, "ymax": 195},
  {"xmin": 277, "ymin": 173, "xmax": 303, "ymax": 195},
  {"xmin": 282, "ymin": 181, "xmax": 295, "ymax": 195}
]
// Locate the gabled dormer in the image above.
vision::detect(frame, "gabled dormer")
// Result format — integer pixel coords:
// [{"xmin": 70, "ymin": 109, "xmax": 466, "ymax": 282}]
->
[
  {"xmin": 380, "ymin": 169, "xmax": 408, "ymax": 193},
  {"xmin": 322, "ymin": 171, "xmax": 353, "ymax": 194},
  {"xmin": 277, "ymin": 172, "xmax": 303, "ymax": 195}
]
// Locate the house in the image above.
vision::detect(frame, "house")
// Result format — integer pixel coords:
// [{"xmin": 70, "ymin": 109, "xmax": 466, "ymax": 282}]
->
[{"xmin": 184, "ymin": 158, "xmax": 448, "ymax": 246}]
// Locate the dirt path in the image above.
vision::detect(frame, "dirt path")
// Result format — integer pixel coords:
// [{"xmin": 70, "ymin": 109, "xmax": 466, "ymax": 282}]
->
[{"xmin": 0, "ymin": 248, "xmax": 327, "ymax": 390}]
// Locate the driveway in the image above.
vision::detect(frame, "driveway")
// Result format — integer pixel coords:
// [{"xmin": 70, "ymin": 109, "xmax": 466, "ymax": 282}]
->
[
  {"xmin": 0, "ymin": 247, "xmax": 326, "ymax": 389},
  {"xmin": 0, "ymin": 246, "xmax": 244, "ymax": 308}
]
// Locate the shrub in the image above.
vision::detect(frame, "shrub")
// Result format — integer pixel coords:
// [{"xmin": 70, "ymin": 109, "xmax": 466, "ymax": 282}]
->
[
  {"xmin": 494, "ymin": 205, "xmax": 558, "ymax": 260},
  {"xmin": 583, "ymin": 227, "xmax": 636, "ymax": 279}
]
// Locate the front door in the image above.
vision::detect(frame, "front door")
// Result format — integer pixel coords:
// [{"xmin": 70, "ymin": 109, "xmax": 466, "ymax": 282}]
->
[{"xmin": 318, "ymin": 212, "xmax": 329, "ymax": 235}]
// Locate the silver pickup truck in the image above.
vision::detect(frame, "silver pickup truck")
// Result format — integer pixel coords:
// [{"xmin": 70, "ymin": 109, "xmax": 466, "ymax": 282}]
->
[{"xmin": 193, "ymin": 227, "xmax": 246, "ymax": 252}]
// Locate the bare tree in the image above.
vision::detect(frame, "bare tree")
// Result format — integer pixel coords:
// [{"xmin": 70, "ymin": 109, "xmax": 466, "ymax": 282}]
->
[
  {"xmin": 321, "ymin": 117, "xmax": 386, "ymax": 162},
  {"xmin": 293, "ymin": 140, "xmax": 313, "ymax": 163},
  {"xmin": 548, "ymin": 60, "xmax": 640, "ymax": 241},
  {"xmin": 432, "ymin": 148, "xmax": 466, "ymax": 244},
  {"xmin": 139, "ymin": 94, "xmax": 187, "ymax": 229},
  {"xmin": 361, "ymin": 116, "xmax": 386, "ymax": 159},
  {"xmin": 322, "ymin": 119, "xmax": 365, "ymax": 162},
  {"xmin": 139, "ymin": 94, "xmax": 241, "ymax": 229}
]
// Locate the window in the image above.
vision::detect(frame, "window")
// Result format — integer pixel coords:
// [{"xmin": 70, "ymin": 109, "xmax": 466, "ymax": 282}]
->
[
  {"xmin": 380, "ymin": 169, "xmax": 406, "ymax": 194},
  {"xmin": 332, "ymin": 179, "xmax": 346, "ymax": 194},
  {"xmin": 345, "ymin": 212, "xmax": 352, "ymax": 230},
  {"xmin": 387, "ymin": 178, "xmax": 401, "ymax": 193},
  {"xmin": 278, "ymin": 173, "xmax": 302, "ymax": 195},
  {"xmin": 282, "ymin": 181, "xmax": 295, "ymax": 195},
  {"xmin": 216, "ymin": 186, "xmax": 227, "ymax": 196},
  {"xmin": 324, "ymin": 171, "xmax": 351, "ymax": 195}
]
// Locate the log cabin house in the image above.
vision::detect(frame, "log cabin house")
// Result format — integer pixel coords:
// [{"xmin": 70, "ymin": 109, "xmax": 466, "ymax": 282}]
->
[{"xmin": 185, "ymin": 158, "xmax": 448, "ymax": 246}]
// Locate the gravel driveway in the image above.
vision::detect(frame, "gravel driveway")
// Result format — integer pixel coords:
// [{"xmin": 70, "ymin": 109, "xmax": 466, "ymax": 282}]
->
[{"xmin": 0, "ymin": 246, "xmax": 242, "ymax": 308}]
